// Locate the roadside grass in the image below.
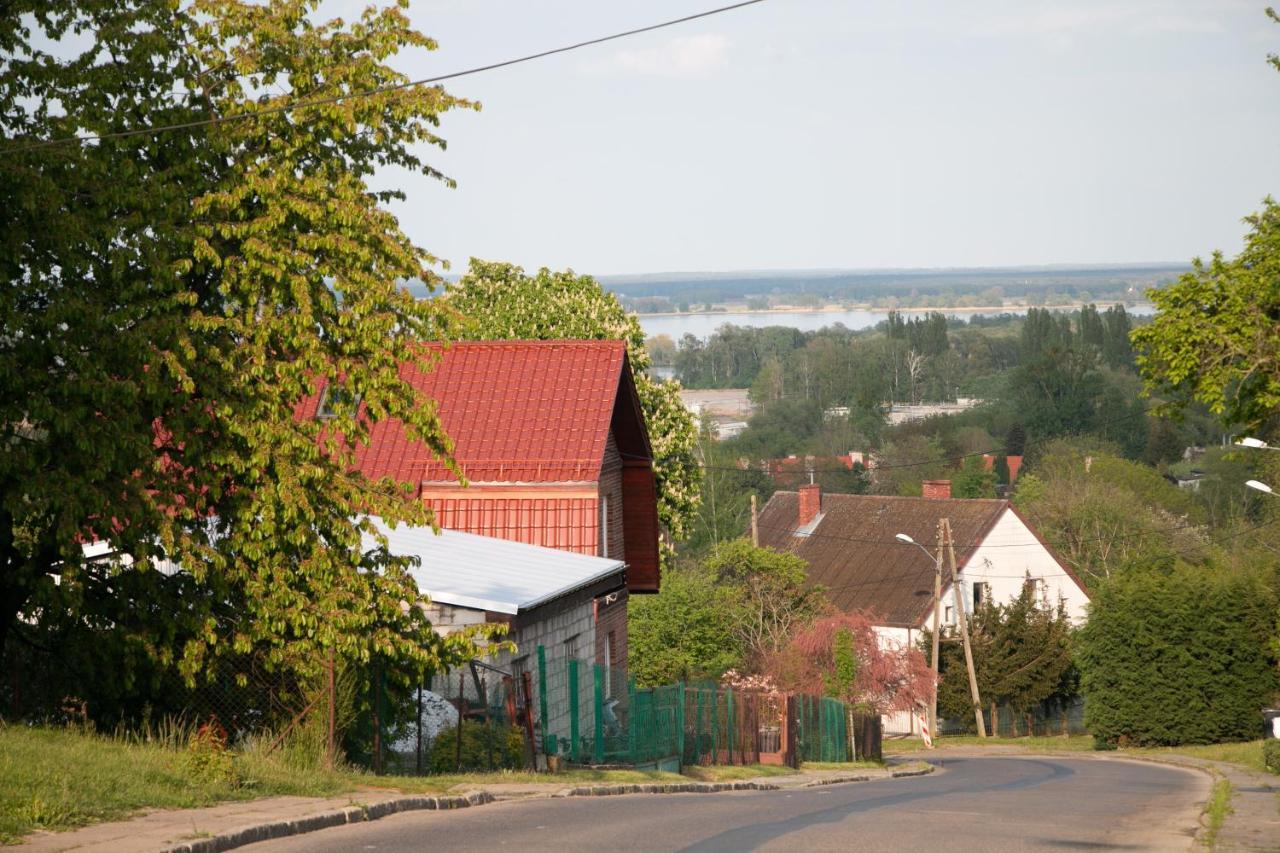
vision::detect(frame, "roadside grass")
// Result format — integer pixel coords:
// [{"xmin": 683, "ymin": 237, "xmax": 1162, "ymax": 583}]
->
[
  {"xmin": 0, "ymin": 725, "xmax": 780, "ymax": 844},
  {"xmin": 799, "ymin": 760, "xmax": 884, "ymax": 771},
  {"xmin": 683, "ymin": 764, "xmax": 799, "ymax": 782},
  {"xmin": 885, "ymin": 735, "xmax": 1270, "ymax": 775},
  {"xmin": 1200, "ymin": 773, "xmax": 1233, "ymax": 849}
]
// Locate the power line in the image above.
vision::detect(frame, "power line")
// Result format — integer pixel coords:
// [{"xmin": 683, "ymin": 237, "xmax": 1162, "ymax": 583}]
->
[{"xmin": 4, "ymin": 0, "xmax": 769, "ymax": 154}]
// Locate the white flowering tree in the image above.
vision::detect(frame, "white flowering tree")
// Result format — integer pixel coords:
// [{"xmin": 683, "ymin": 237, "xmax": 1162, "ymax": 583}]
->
[{"xmin": 446, "ymin": 260, "xmax": 702, "ymax": 542}]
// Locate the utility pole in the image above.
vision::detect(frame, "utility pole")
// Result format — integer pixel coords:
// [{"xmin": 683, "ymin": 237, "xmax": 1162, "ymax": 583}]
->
[
  {"xmin": 943, "ymin": 518, "xmax": 986, "ymax": 738},
  {"xmin": 929, "ymin": 520, "xmax": 944, "ymax": 740},
  {"xmin": 750, "ymin": 494, "xmax": 759, "ymax": 546}
]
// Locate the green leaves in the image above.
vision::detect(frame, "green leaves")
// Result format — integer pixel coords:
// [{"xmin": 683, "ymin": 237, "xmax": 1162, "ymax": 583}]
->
[{"xmin": 1132, "ymin": 197, "xmax": 1280, "ymax": 431}]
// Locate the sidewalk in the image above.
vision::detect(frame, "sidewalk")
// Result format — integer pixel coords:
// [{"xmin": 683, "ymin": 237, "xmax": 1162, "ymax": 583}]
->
[{"xmin": 16, "ymin": 764, "xmax": 930, "ymax": 853}]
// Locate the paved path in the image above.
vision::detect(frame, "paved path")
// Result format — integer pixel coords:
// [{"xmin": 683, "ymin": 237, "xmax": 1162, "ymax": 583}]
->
[{"xmin": 240, "ymin": 756, "xmax": 1210, "ymax": 852}]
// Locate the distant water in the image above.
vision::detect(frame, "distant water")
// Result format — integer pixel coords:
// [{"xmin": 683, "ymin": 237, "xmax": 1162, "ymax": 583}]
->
[{"xmin": 637, "ymin": 305, "xmax": 1154, "ymax": 340}]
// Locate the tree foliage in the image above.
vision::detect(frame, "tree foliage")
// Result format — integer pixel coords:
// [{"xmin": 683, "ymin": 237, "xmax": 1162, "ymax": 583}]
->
[
  {"xmin": 446, "ymin": 260, "xmax": 702, "ymax": 541},
  {"xmin": 626, "ymin": 565, "xmax": 743, "ymax": 687},
  {"xmin": 0, "ymin": 0, "xmax": 497, "ymax": 692},
  {"xmin": 768, "ymin": 612, "xmax": 933, "ymax": 714},
  {"xmin": 933, "ymin": 584, "xmax": 1075, "ymax": 728},
  {"xmin": 1132, "ymin": 197, "xmax": 1280, "ymax": 431},
  {"xmin": 1078, "ymin": 561, "xmax": 1279, "ymax": 746}
]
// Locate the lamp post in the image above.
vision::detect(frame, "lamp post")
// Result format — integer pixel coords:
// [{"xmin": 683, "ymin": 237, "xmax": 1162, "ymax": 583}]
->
[
  {"xmin": 1246, "ymin": 480, "xmax": 1276, "ymax": 496},
  {"xmin": 896, "ymin": 531, "xmax": 943, "ymax": 743},
  {"xmin": 1236, "ymin": 437, "xmax": 1278, "ymax": 450}
]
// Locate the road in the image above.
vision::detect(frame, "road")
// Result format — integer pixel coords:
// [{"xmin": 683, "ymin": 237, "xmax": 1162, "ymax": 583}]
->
[{"xmin": 243, "ymin": 756, "xmax": 1209, "ymax": 852}]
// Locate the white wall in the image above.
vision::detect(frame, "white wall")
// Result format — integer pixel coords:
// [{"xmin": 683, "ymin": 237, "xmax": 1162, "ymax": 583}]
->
[{"xmin": 940, "ymin": 508, "xmax": 1090, "ymax": 625}]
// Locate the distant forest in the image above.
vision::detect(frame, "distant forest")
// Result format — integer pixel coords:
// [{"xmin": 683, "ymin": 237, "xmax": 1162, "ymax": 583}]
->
[{"xmin": 599, "ymin": 265, "xmax": 1185, "ymax": 311}]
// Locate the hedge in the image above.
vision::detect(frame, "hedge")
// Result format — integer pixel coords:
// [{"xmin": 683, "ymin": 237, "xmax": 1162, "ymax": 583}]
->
[{"xmin": 1078, "ymin": 561, "xmax": 1278, "ymax": 747}]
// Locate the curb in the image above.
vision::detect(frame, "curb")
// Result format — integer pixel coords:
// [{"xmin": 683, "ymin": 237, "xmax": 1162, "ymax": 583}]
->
[{"xmin": 158, "ymin": 792, "xmax": 494, "ymax": 853}]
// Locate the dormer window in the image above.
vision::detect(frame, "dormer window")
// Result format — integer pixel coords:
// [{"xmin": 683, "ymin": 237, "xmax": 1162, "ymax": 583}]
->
[{"xmin": 317, "ymin": 385, "xmax": 361, "ymax": 419}]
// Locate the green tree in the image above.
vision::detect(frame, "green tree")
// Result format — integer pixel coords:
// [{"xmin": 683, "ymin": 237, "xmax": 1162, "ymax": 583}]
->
[
  {"xmin": 627, "ymin": 565, "xmax": 743, "ymax": 687},
  {"xmin": 1, "ymin": 0, "xmax": 494, "ymax": 684},
  {"xmin": 934, "ymin": 585, "xmax": 1075, "ymax": 732},
  {"xmin": 1132, "ymin": 197, "xmax": 1280, "ymax": 431},
  {"xmin": 703, "ymin": 539, "xmax": 825, "ymax": 668},
  {"xmin": 1078, "ymin": 561, "xmax": 1279, "ymax": 746},
  {"xmin": 447, "ymin": 260, "xmax": 702, "ymax": 541},
  {"xmin": 952, "ymin": 456, "xmax": 997, "ymax": 499}
]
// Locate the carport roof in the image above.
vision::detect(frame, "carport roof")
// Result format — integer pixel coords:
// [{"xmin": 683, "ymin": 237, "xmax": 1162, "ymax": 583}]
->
[{"xmin": 362, "ymin": 518, "xmax": 625, "ymax": 615}]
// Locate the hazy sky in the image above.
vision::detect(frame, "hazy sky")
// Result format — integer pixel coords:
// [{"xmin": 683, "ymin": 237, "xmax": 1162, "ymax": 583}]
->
[{"xmin": 315, "ymin": 0, "xmax": 1280, "ymax": 276}]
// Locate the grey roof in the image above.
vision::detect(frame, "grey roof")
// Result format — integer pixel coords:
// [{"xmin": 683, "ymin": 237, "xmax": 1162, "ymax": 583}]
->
[
  {"xmin": 757, "ymin": 492, "xmax": 1008, "ymax": 627},
  {"xmin": 363, "ymin": 518, "xmax": 625, "ymax": 615}
]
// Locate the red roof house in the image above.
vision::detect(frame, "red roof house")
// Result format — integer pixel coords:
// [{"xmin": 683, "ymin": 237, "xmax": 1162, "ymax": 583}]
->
[{"xmin": 297, "ymin": 341, "xmax": 661, "ymax": 593}]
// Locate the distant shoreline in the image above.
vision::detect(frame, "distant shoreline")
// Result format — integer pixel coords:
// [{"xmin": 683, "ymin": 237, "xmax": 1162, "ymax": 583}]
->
[{"xmin": 636, "ymin": 299, "xmax": 1150, "ymax": 320}]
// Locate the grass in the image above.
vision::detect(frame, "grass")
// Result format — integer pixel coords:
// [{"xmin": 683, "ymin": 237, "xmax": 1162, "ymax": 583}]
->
[
  {"xmin": 800, "ymin": 760, "xmax": 884, "ymax": 771},
  {"xmin": 0, "ymin": 725, "xmax": 787, "ymax": 844},
  {"xmin": 1130, "ymin": 741, "xmax": 1268, "ymax": 775},
  {"xmin": 1200, "ymin": 773, "xmax": 1233, "ymax": 849},
  {"xmin": 684, "ymin": 763, "xmax": 799, "ymax": 782},
  {"xmin": 885, "ymin": 735, "xmax": 1095, "ymax": 754}
]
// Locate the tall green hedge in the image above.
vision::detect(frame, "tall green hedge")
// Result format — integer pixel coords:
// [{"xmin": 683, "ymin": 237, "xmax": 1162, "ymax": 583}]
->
[{"xmin": 1078, "ymin": 562, "xmax": 1278, "ymax": 746}]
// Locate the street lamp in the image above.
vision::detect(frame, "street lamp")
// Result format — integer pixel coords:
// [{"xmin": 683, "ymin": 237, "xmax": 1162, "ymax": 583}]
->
[
  {"xmin": 896, "ymin": 531, "xmax": 944, "ymax": 745},
  {"xmin": 1236, "ymin": 437, "xmax": 1276, "ymax": 450},
  {"xmin": 1246, "ymin": 480, "xmax": 1275, "ymax": 496}
]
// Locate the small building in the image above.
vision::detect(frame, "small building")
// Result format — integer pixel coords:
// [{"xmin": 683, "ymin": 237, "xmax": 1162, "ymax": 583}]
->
[
  {"xmin": 299, "ymin": 340, "xmax": 661, "ymax": 594},
  {"xmin": 363, "ymin": 520, "xmax": 628, "ymax": 674},
  {"xmin": 756, "ymin": 481, "xmax": 1090, "ymax": 734}
]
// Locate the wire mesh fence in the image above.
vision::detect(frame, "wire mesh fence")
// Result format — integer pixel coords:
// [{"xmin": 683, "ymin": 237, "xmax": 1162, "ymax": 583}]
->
[{"xmin": 938, "ymin": 696, "xmax": 1087, "ymax": 737}]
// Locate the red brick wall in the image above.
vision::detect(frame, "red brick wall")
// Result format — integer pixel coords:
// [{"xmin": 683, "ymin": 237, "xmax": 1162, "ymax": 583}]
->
[
  {"xmin": 798, "ymin": 483, "xmax": 821, "ymax": 526},
  {"xmin": 600, "ymin": 432, "xmax": 625, "ymax": 561}
]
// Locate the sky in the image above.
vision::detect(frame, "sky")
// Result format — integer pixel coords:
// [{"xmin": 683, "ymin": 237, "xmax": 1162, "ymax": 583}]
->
[{"xmin": 324, "ymin": 0, "xmax": 1279, "ymax": 276}]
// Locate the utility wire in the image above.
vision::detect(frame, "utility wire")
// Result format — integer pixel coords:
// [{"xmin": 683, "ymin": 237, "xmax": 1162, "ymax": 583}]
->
[{"xmin": 4, "ymin": 0, "xmax": 769, "ymax": 154}]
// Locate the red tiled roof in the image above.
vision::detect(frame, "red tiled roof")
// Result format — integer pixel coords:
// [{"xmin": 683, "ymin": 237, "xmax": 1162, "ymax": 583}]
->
[
  {"xmin": 425, "ymin": 496, "xmax": 600, "ymax": 555},
  {"xmin": 298, "ymin": 341, "xmax": 629, "ymax": 484}
]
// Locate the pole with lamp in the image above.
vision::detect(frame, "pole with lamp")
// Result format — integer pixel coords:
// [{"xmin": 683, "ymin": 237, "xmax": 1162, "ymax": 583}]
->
[{"xmin": 896, "ymin": 529, "xmax": 943, "ymax": 745}]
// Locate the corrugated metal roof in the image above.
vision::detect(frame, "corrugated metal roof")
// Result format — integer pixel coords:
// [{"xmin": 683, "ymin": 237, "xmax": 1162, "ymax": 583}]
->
[
  {"xmin": 362, "ymin": 518, "xmax": 625, "ymax": 615},
  {"xmin": 757, "ymin": 492, "xmax": 1007, "ymax": 627},
  {"xmin": 298, "ymin": 341, "xmax": 628, "ymax": 484}
]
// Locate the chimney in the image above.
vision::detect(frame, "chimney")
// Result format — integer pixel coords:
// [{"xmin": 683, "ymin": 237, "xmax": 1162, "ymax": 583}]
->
[
  {"xmin": 922, "ymin": 479, "xmax": 951, "ymax": 499},
  {"xmin": 798, "ymin": 483, "xmax": 821, "ymax": 527}
]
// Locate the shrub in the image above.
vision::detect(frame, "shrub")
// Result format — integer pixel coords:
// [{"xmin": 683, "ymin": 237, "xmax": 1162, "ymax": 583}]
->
[
  {"xmin": 1078, "ymin": 562, "xmax": 1279, "ymax": 747},
  {"xmin": 428, "ymin": 721, "xmax": 525, "ymax": 773},
  {"xmin": 185, "ymin": 720, "xmax": 238, "ymax": 785},
  {"xmin": 1265, "ymin": 740, "xmax": 1280, "ymax": 775}
]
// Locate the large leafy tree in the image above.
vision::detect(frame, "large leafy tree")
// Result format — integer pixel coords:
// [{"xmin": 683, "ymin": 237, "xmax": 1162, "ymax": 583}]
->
[
  {"xmin": 0, "ymin": 0, "xmax": 493, "ymax": 693},
  {"xmin": 446, "ymin": 260, "xmax": 703, "ymax": 541},
  {"xmin": 1132, "ymin": 197, "xmax": 1280, "ymax": 432}
]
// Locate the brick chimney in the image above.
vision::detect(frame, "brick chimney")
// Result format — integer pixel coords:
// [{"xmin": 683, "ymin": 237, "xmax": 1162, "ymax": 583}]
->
[
  {"xmin": 922, "ymin": 479, "xmax": 951, "ymax": 499},
  {"xmin": 798, "ymin": 483, "xmax": 821, "ymax": 527}
]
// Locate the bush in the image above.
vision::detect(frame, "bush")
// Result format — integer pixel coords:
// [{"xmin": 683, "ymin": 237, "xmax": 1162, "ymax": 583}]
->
[
  {"xmin": 428, "ymin": 721, "xmax": 525, "ymax": 773},
  {"xmin": 1078, "ymin": 562, "xmax": 1279, "ymax": 747},
  {"xmin": 1265, "ymin": 740, "xmax": 1280, "ymax": 775},
  {"xmin": 185, "ymin": 720, "xmax": 238, "ymax": 785}
]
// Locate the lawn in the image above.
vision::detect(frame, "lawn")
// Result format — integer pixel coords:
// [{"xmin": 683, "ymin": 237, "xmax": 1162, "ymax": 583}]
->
[{"xmin": 0, "ymin": 725, "xmax": 744, "ymax": 844}]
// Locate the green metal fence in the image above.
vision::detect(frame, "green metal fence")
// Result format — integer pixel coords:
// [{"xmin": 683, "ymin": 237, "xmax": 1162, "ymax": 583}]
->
[{"xmin": 534, "ymin": 646, "xmax": 851, "ymax": 769}]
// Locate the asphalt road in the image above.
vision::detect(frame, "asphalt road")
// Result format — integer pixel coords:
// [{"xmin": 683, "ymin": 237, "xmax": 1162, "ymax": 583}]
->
[{"xmin": 243, "ymin": 756, "xmax": 1209, "ymax": 853}]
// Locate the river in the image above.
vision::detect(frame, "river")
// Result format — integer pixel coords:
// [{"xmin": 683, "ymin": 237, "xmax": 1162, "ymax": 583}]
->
[{"xmin": 637, "ymin": 304, "xmax": 1154, "ymax": 340}]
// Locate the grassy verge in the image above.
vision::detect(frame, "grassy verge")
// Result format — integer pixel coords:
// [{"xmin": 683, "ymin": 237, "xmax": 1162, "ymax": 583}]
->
[
  {"xmin": 885, "ymin": 735, "xmax": 1095, "ymax": 754},
  {"xmin": 1, "ymin": 726, "xmax": 810, "ymax": 844},
  {"xmin": 799, "ymin": 760, "xmax": 884, "ymax": 771},
  {"xmin": 1200, "ymin": 773, "xmax": 1233, "ymax": 849},
  {"xmin": 1130, "ymin": 742, "xmax": 1267, "ymax": 775},
  {"xmin": 683, "ymin": 764, "xmax": 799, "ymax": 782}
]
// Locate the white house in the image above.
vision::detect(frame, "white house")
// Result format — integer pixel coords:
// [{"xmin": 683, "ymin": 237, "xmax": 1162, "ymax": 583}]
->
[{"xmin": 756, "ymin": 482, "xmax": 1090, "ymax": 734}]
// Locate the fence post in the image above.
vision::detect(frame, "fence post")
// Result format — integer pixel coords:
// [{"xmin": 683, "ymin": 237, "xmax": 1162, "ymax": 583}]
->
[
  {"xmin": 627, "ymin": 676, "xmax": 637, "ymax": 764},
  {"xmin": 677, "ymin": 682, "xmax": 686, "ymax": 766},
  {"xmin": 537, "ymin": 646, "xmax": 549, "ymax": 756},
  {"xmin": 726, "ymin": 688, "xmax": 736, "ymax": 765},
  {"xmin": 568, "ymin": 658, "xmax": 579, "ymax": 763},
  {"xmin": 592, "ymin": 663, "xmax": 605, "ymax": 765},
  {"xmin": 415, "ymin": 684, "xmax": 423, "ymax": 775},
  {"xmin": 326, "ymin": 647, "xmax": 336, "ymax": 771},
  {"xmin": 695, "ymin": 688, "xmax": 704, "ymax": 765},
  {"xmin": 711, "ymin": 687, "xmax": 720, "ymax": 764}
]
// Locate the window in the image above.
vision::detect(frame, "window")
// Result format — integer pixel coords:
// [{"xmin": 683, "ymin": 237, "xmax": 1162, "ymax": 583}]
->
[
  {"xmin": 944, "ymin": 605, "xmax": 955, "ymax": 625},
  {"xmin": 973, "ymin": 582, "xmax": 990, "ymax": 610},
  {"xmin": 563, "ymin": 634, "xmax": 578, "ymax": 660},
  {"xmin": 317, "ymin": 385, "xmax": 361, "ymax": 419},
  {"xmin": 1024, "ymin": 577, "xmax": 1044, "ymax": 600}
]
